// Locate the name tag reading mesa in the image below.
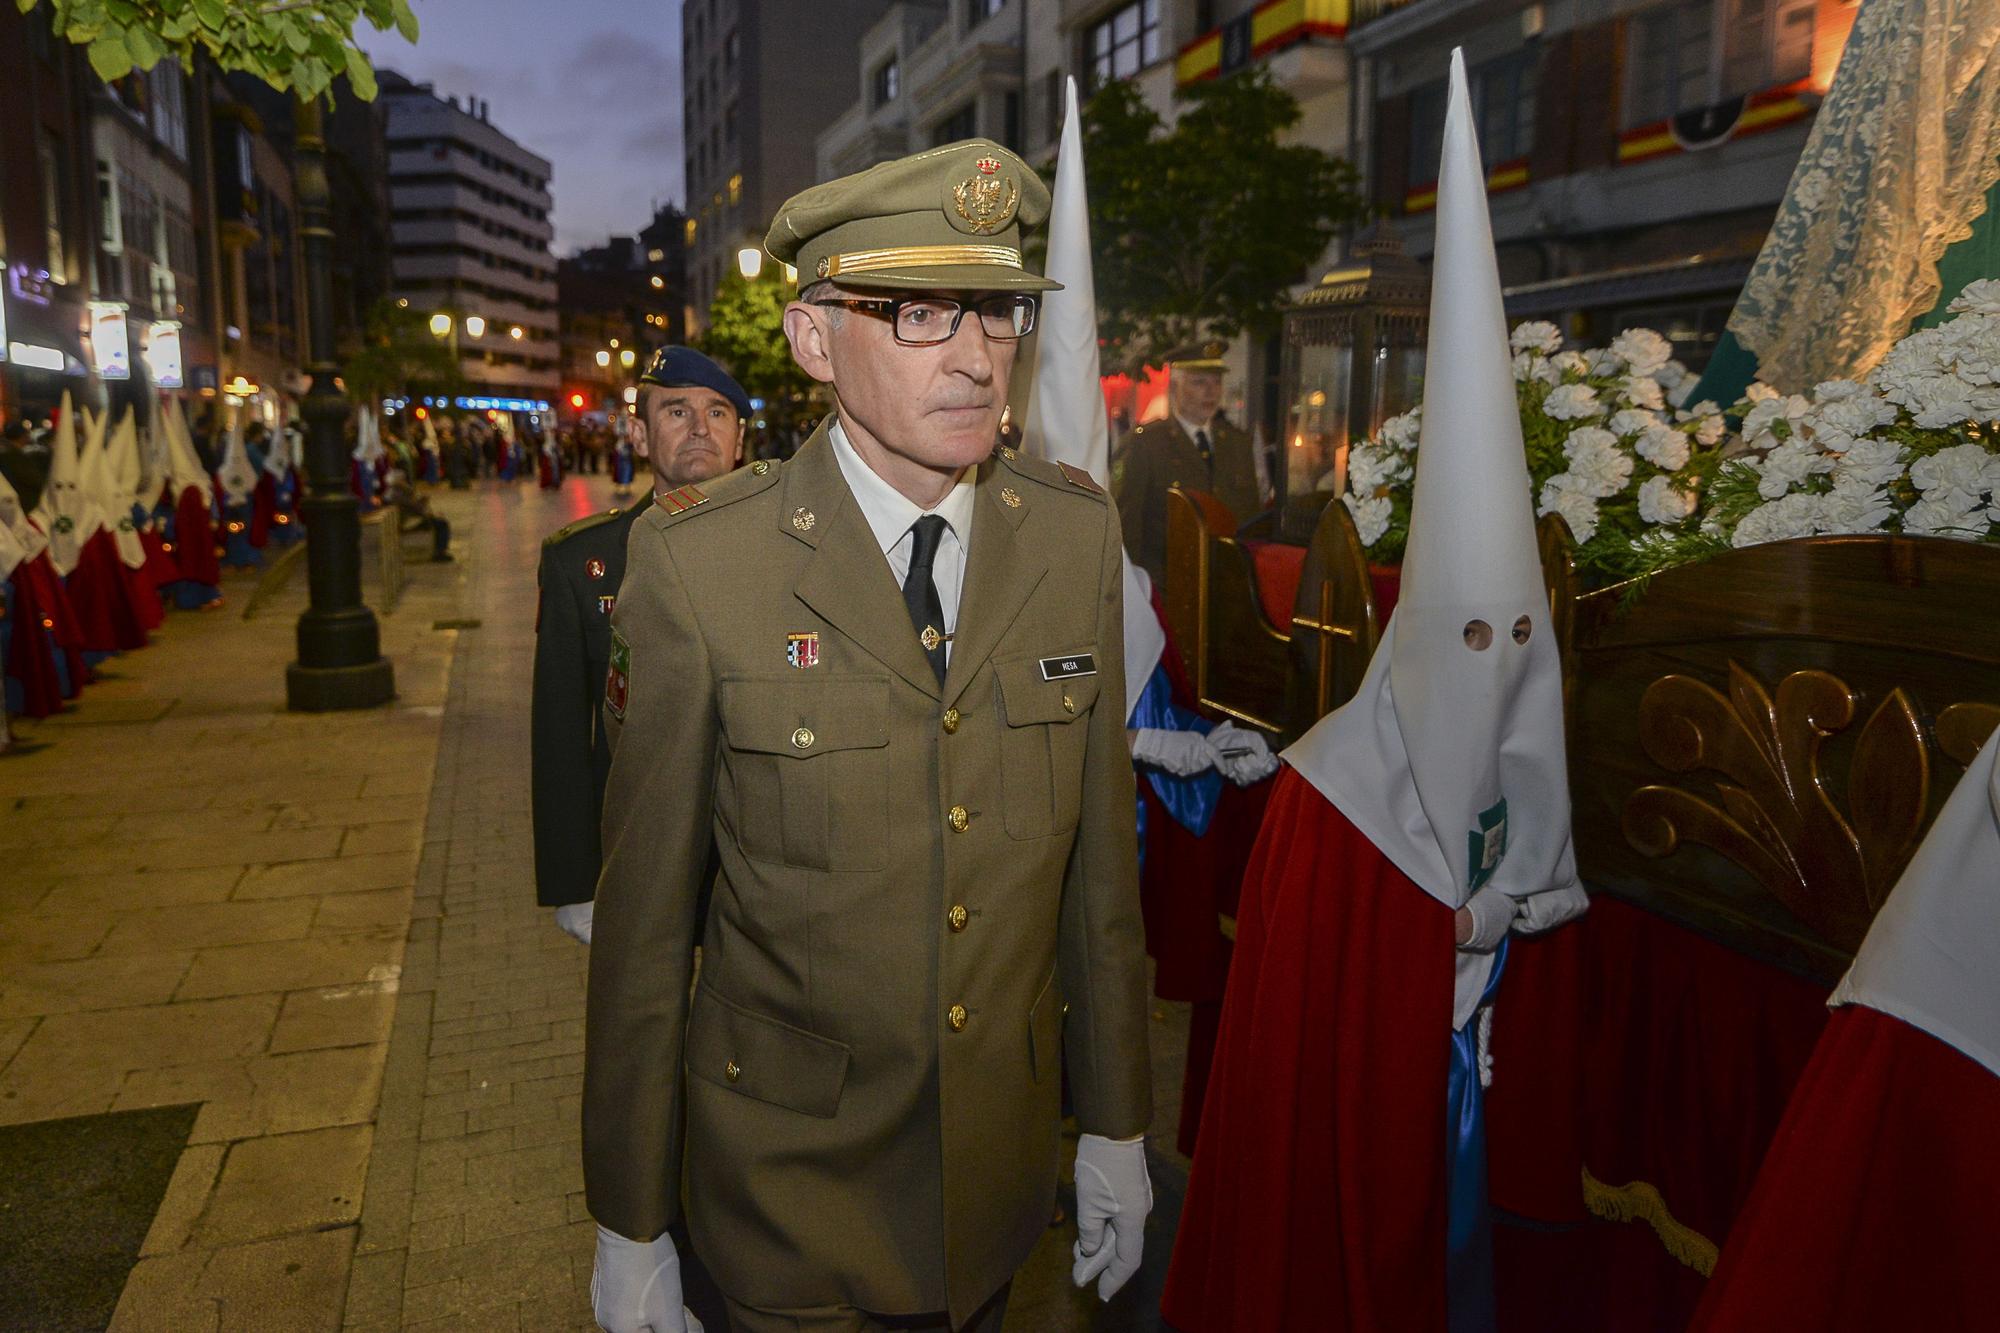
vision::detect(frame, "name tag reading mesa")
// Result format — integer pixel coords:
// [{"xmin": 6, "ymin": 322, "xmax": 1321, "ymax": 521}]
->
[{"xmin": 1038, "ymin": 653, "xmax": 1096, "ymax": 681}]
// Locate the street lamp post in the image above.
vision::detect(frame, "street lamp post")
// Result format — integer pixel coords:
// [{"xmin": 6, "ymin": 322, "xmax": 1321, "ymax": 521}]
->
[{"xmin": 285, "ymin": 96, "xmax": 395, "ymax": 711}]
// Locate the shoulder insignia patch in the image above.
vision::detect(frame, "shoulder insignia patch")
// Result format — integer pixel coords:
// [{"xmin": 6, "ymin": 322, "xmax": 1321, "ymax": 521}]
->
[
  {"xmin": 543, "ymin": 507, "xmax": 625, "ymax": 548},
  {"xmin": 658, "ymin": 485, "xmax": 708, "ymax": 514},
  {"xmin": 1057, "ymin": 461, "xmax": 1104, "ymax": 494}
]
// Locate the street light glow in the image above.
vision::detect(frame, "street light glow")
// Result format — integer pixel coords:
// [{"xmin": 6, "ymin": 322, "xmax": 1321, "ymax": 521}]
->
[
  {"xmin": 620, "ymin": 349, "xmax": 636, "ymax": 368},
  {"xmin": 650, "ymin": 275, "xmax": 664, "ymax": 289},
  {"xmin": 429, "ymin": 313, "xmax": 452, "ymax": 337},
  {"xmin": 595, "ymin": 350, "xmax": 611, "ymax": 367},
  {"xmin": 509, "ymin": 325, "xmax": 525, "ymax": 340},
  {"xmin": 464, "ymin": 315, "xmax": 487, "ymax": 338},
  {"xmin": 737, "ymin": 247, "xmax": 763, "ymax": 280}
]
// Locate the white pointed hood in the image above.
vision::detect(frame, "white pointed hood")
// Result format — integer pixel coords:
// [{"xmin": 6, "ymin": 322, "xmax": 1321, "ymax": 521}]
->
[
  {"xmin": 216, "ymin": 426, "xmax": 258, "ymax": 505},
  {"xmin": 1025, "ymin": 76, "xmax": 1165, "ymax": 719},
  {"xmin": 352, "ymin": 405, "xmax": 384, "ymax": 464},
  {"xmin": 136, "ymin": 416, "xmax": 168, "ymax": 507},
  {"xmin": 1285, "ymin": 51, "xmax": 1582, "ymax": 1016},
  {"xmin": 32, "ymin": 393, "xmax": 99, "ymax": 574},
  {"xmin": 0, "ymin": 471, "xmax": 49, "ymax": 567},
  {"xmin": 102, "ymin": 412, "xmax": 148, "ymax": 568},
  {"xmin": 164, "ymin": 399, "xmax": 213, "ymax": 506},
  {"xmin": 1831, "ymin": 734, "xmax": 2000, "ymax": 1077},
  {"xmin": 421, "ymin": 414, "xmax": 440, "ymax": 452}
]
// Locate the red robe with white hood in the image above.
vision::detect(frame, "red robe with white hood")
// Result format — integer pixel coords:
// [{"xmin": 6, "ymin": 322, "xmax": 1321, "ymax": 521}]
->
[{"xmin": 1163, "ymin": 50, "xmax": 1587, "ymax": 1333}]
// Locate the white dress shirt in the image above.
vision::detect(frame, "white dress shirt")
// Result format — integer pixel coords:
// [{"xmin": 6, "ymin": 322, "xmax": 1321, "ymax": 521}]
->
[{"xmin": 828, "ymin": 419, "xmax": 976, "ymax": 660}]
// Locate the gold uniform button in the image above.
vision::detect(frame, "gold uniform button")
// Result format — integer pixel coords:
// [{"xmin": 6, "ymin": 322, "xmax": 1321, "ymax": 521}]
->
[
  {"xmin": 947, "ymin": 1004, "xmax": 968, "ymax": 1032},
  {"xmin": 947, "ymin": 904, "xmax": 968, "ymax": 932},
  {"xmin": 947, "ymin": 805, "xmax": 970, "ymax": 833},
  {"xmin": 725, "ymin": 1060, "xmax": 741, "ymax": 1083},
  {"xmin": 791, "ymin": 726, "xmax": 815, "ymax": 750},
  {"xmin": 942, "ymin": 708, "xmax": 961, "ymax": 734},
  {"xmin": 1062, "ymin": 694, "xmax": 1076, "ymax": 714},
  {"xmin": 751, "ymin": 460, "xmax": 771, "ymax": 476}
]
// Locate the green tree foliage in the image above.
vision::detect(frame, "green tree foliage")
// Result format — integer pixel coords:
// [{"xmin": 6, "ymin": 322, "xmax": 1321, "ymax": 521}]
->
[
  {"xmin": 18, "ymin": 0, "xmax": 416, "ymax": 99},
  {"xmin": 697, "ymin": 271, "xmax": 815, "ymax": 406},
  {"xmin": 1073, "ymin": 69, "xmax": 1366, "ymax": 369},
  {"xmin": 342, "ymin": 298, "xmax": 461, "ymax": 404}
]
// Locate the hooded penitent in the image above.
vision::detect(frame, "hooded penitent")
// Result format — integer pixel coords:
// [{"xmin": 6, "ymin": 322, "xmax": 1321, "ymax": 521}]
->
[
  {"xmin": 216, "ymin": 427, "xmax": 258, "ymax": 507},
  {"xmin": 100, "ymin": 412, "xmax": 149, "ymax": 569},
  {"xmin": 32, "ymin": 393, "xmax": 101, "ymax": 576},
  {"xmin": 1285, "ymin": 50, "xmax": 1584, "ymax": 1024},
  {"xmin": 164, "ymin": 400, "xmax": 214, "ymax": 508}
]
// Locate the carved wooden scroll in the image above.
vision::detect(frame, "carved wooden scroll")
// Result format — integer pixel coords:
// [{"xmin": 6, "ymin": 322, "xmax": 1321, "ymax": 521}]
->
[{"xmin": 1622, "ymin": 665, "xmax": 1929, "ymax": 953}]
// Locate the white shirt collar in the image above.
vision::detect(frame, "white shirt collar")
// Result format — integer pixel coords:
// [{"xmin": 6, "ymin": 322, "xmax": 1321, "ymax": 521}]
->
[
  {"xmin": 1175, "ymin": 413, "xmax": 1216, "ymax": 442},
  {"xmin": 828, "ymin": 417, "xmax": 977, "ymax": 556}
]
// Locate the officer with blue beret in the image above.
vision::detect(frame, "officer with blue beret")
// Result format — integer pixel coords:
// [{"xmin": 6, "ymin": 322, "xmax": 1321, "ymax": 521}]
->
[{"xmin": 532, "ymin": 346, "xmax": 751, "ymax": 939}]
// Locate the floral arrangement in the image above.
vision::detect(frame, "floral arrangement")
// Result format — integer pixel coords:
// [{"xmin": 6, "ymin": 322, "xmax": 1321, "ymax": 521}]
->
[
  {"xmin": 1339, "ymin": 284, "xmax": 2000, "ymax": 589},
  {"xmin": 1341, "ymin": 321, "xmax": 1729, "ymax": 583},
  {"xmin": 1653, "ymin": 280, "xmax": 2000, "ymax": 565}
]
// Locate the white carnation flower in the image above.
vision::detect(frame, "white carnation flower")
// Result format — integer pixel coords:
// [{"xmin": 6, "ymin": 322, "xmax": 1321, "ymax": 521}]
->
[
  {"xmin": 1512, "ymin": 350, "xmax": 1559, "ymax": 385},
  {"xmin": 1677, "ymin": 401, "xmax": 1727, "ymax": 446},
  {"xmin": 1635, "ymin": 424, "xmax": 1691, "ymax": 471},
  {"xmin": 1537, "ymin": 477, "xmax": 1602, "ymax": 543},
  {"xmin": 1742, "ymin": 392, "xmax": 1813, "ymax": 450},
  {"xmin": 1637, "ymin": 474, "xmax": 1697, "ymax": 525},
  {"xmin": 1903, "ymin": 491, "xmax": 1986, "ymax": 538},
  {"xmin": 1908, "ymin": 380, "xmax": 1979, "ymax": 429},
  {"xmin": 1811, "ymin": 391, "xmax": 1898, "ymax": 449},
  {"xmin": 1732, "ymin": 493, "xmax": 1824, "ymax": 547},
  {"xmin": 1510, "ymin": 320, "xmax": 1563, "ymax": 356},
  {"xmin": 1379, "ymin": 409, "xmax": 1423, "ymax": 452},
  {"xmin": 1654, "ymin": 359, "xmax": 1691, "ymax": 393},
  {"xmin": 1344, "ymin": 492, "xmax": 1393, "ymax": 546},
  {"xmin": 1585, "ymin": 347, "xmax": 1626, "ymax": 378},
  {"xmin": 1544, "ymin": 382, "xmax": 1602, "ymax": 421},
  {"xmin": 1552, "ymin": 350, "xmax": 1590, "ymax": 380},
  {"xmin": 1621, "ymin": 374, "xmax": 1667, "ymax": 410},
  {"xmin": 1346, "ymin": 444, "xmax": 1398, "ymax": 495},
  {"xmin": 1831, "ymin": 437, "xmax": 1906, "ymax": 488},
  {"xmin": 1946, "ymin": 278, "xmax": 2000, "ymax": 316},
  {"xmin": 1608, "ymin": 408, "xmax": 1663, "ymax": 438},
  {"xmin": 1817, "ymin": 478, "xmax": 1895, "ymax": 534},
  {"xmin": 1562, "ymin": 426, "xmax": 1633, "ymax": 497},
  {"xmin": 1755, "ymin": 439, "xmax": 1836, "ymax": 498},
  {"xmin": 1743, "ymin": 382, "xmax": 1781, "ymax": 405},
  {"xmin": 1908, "ymin": 443, "xmax": 2000, "ymax": 506},
  {"xmin": 1811, "ymin": 379, "xmax": 1866, "ymax": 402},
  {"xmin": 1610, "ymin": 328, "xmax": 1673, "ymax": 376}
]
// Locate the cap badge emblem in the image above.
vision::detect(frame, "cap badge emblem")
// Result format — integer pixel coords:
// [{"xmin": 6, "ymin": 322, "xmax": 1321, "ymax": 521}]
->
[
  {"xmin": 952, "ymin": 172, "xmax": 1019, "ymax": 235},
  {"xmin": 976, "ymin": 156, "xmax": 1000, "ymax": 175},
  {"xmin": 585, "ymin": 557, "xmax": 606, "ymax": 580},
  {"xmin": 1000, "ymin": 487, "xmax": 1021, "ymax": 508},
  {"xmin": 920, "ymin": 625, "xmax": 944, "ymax": 653},
  {"xmin": 787, "ymin": 632, "xmax": 820, "ymax": 669},
  {"xmin": 816, "ymin": 256, "xmax": 831, "ymax": 279},
  {"xmin": 792, "ymin": 506, "xmax": 816, "ymax": 533}
]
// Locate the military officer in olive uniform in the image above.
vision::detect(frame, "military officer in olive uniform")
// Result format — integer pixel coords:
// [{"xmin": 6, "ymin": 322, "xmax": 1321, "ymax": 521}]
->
[
  {"xmin": 531, "ymin": 347, "xmax": 750, "ymax": 942},
  {"xmin": 585, "ymin": 141, "xmax": 1155, "ymax": 1333},
  {"xmin": 1110, "ymin": 342, "xmax": 1264, "ymax": 584}
]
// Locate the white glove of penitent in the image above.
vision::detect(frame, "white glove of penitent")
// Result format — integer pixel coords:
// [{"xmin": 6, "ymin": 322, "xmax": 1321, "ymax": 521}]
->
[
  {"xmin": 1202, "ymin": 720, "xmax": 1280, "ymax": 786},
  {"xmin": 555, "ymin": 901, "xmax": 594, "ymax": 944},
  {"xmin": 1130, "ymin": 727, "xmax": 1218, "ymax": 777},
  {"xmin": 591, "ymin": 1225, "xmax": 702, "ymax": 1333},
  {"xmin": 1072, "ymin": 1133, "xmax": 1152, "ymax": 1301}
]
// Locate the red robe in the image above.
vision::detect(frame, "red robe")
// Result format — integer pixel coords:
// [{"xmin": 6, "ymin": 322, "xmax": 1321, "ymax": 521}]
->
[
  {"xmin": 1164, "ymin": 767, "xmax": 1455, "ymax": 1333},
  {"xmin": 172, "ymin": 487, "xmax": 221, "ymax": 587},
  {"xmin": 74, "ymin": 528, "xmax": 150, "ymax": 650},
  {"xmin": 1688, "ymin": 1005, "xmax": 1998, "ymax": 1331},
  {"xmin": 249, "ymin": 473, "xmax": 277, "ymax": 548}
]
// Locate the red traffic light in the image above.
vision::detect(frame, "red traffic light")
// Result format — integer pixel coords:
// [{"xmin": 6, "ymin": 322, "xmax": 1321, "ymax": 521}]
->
[{"xmin": 569, "ymin": 392, "xmax": 585, "ymax": 409}]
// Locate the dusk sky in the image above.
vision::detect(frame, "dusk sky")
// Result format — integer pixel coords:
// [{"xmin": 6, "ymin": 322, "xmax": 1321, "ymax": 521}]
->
[{"xmin": 358, "ymin": 0, "xmax": 686, "ymax": 256}]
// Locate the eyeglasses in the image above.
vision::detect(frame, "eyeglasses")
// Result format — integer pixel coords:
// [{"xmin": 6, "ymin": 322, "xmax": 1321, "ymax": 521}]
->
[{"xmin": 811, "ymin": 293, "xmax": 1039, "ymax": 346}]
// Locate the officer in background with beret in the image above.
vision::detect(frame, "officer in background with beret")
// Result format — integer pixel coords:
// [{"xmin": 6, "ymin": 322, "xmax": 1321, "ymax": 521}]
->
[
  {"xmin": 585, "ymin": 140, "xmax": 1155, "ymax": 1333},
  {"xmin": 1110, "ymin": 341, "xmax": 1264, "ymax": 585},
  {"xmin": 531, "ymin": 347, "xmax": 751, "ymax": 942}
]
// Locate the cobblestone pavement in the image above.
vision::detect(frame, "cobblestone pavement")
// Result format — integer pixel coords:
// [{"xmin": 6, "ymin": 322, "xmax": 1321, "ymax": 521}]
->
[{"xmin": 4, "ymin": 472, "xmax": 1196, "ymax": 1332}]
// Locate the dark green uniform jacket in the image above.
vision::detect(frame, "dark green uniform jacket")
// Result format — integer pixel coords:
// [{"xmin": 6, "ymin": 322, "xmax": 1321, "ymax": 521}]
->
[
  {"xmin": 1110, "ymin": 414, "xmax": 1261, "ymax": 584},
  {"xmin": 531, "ymin": 495, "xmax": 651, "ymax": 907},
  {"xmin": 582, "ymin": 422, "xmax": 1152, "ymax": 1326}
]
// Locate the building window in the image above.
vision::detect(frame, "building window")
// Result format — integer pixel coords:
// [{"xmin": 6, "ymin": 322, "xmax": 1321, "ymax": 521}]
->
[
  {"xmin": 1405, "ymin": 49, "xmax": 1537, "ymax": 181},
  {"xmin": 148, "ymin": 63, "xmax": 188, "ymax": 160},
  {"xmin": 97, "ymin": 159, "xmax": 123, "ymax": 253},
  {"xmin": 1044, "ymin": 69, "xmax": 1063, "ymax": 144},
  {"xmin": 1004, "ymin": 90, "xmax": 1021, "ymax": 151},
  {"xmin": 968, "ymin": 0, "xmax": 1005, "ymax": 26},
  {"xmin": 873, "ymin": 57, "xmax": 900, "ymax": 108},
  {"xmin": 1085, "ymin": 0, "xmax": 1161, "ymax": 93},
  {"xmin": 1623, "ymin": 0, "xmax": 1813, "ymax": 129},
  {"xmin": 932, "ymin": 103, "xmax": 977, "ymax": 146},
  {"xmin": 1406, "ymin": 80, "xmax": 1446, "ymax": 185}
]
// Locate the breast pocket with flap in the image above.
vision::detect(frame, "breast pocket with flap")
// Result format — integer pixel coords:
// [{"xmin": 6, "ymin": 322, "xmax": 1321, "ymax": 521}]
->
[
  {"xmin": 717, "ymin": 675, "xmax": 890, "ymax": 871},
  {"xmin": 994, "ymin": 653, "xmax": 1100, "ymax": 841}
]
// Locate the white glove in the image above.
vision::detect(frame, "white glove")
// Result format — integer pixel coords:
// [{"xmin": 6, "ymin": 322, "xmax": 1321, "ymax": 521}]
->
[
  {"xmin": 591, "ymin": 1225, "xmax": 702, "ymax": 1333},
  {"xmin": 1512, "ymin": 883, "xmax": 1589, "ymax": 936},
  {"xmin": 1202, "ymin": 721, "xmax": 1280, "ymax": 786},
  {"xmin": 555, "ymin": 901, "xmax": 594, "ymax": 944},
  {"xmin": 1072, "ymin": 1133, "xmax": 1152, "ymax": 1301},
  {"xmin": 1454, "ymin": 886, "xmax": 1516, "ymax": 953},
  {"xmin": 1129, "ymin": 727, "xmax": 1217, "ymax": 777}
]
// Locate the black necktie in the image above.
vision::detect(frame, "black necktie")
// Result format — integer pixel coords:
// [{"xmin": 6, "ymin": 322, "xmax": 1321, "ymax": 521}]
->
[
  {"xmin": 1195, "ymin": 427, "xmax": 1214, "ymax": 484},
  {"xmin": 902, "ymin": 514, "xmax": 948, "ymax": 684}
]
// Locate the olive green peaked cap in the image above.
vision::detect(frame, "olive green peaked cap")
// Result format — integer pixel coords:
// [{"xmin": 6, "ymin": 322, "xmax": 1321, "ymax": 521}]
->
[{"xmin": 766, "ymin": 139, "xmax": 1061, "ymax": 293}]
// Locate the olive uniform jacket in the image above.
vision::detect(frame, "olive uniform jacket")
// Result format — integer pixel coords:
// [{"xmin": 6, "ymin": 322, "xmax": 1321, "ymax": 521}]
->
[
  {"xmin": 1110, "ymin": 415, "xmax": 1261, "ymax": 584},
  {"xmin": 582, "ymin": 421, "xmax": 1152, "ymax": 1326},
  {"xmin": 531, "ymin": 496, "xmax": 650, "ymax": 907}
]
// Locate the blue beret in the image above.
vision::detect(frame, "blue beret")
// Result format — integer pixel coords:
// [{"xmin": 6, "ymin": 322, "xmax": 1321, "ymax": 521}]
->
[{"xmin": 639, "ymin": 346, "xmax": 752, "ymax": 420}]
